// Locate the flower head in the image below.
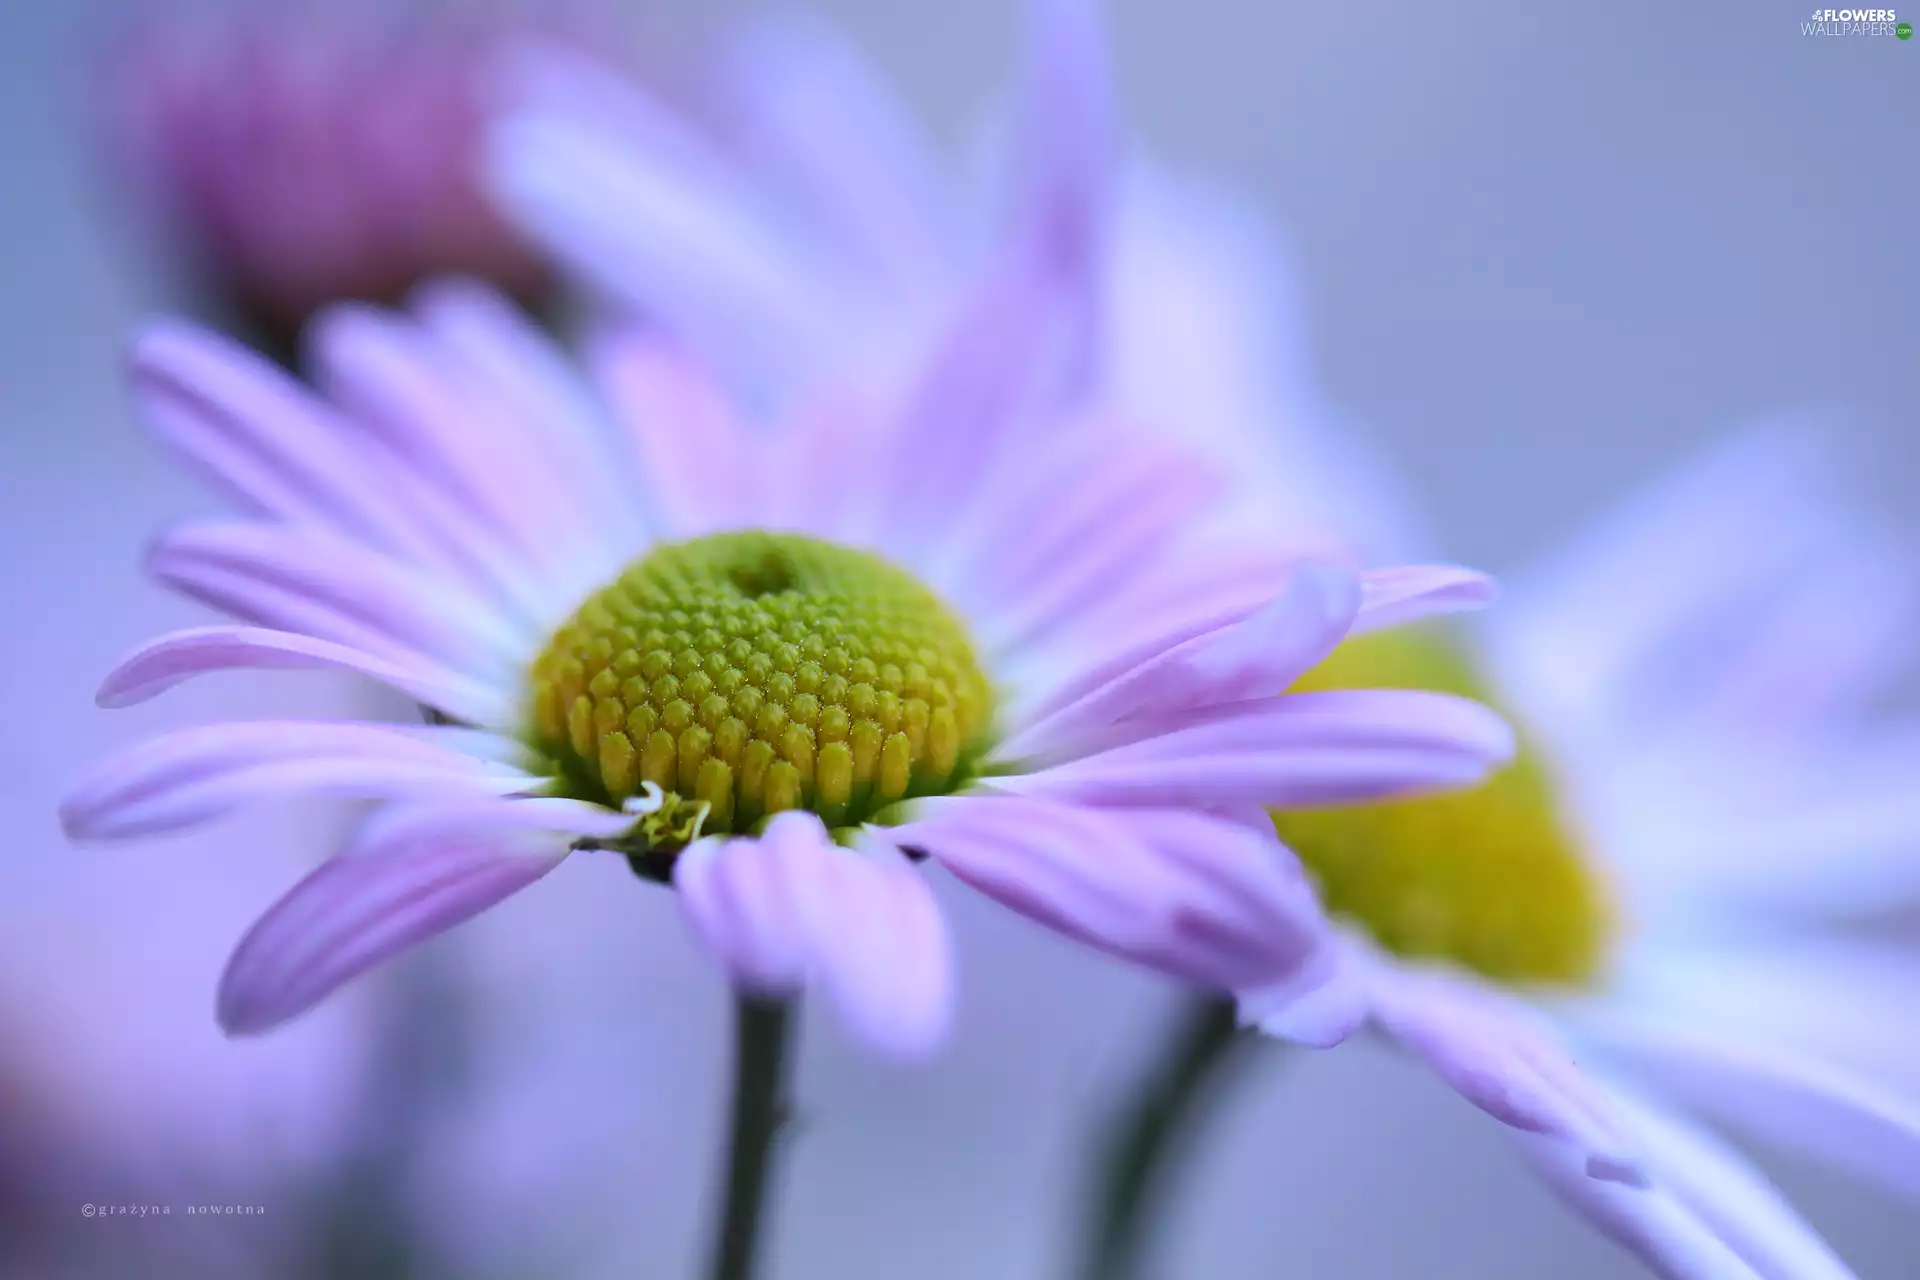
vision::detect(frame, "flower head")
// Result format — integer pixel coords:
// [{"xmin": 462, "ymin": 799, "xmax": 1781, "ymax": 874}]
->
[
  {"xmin": 60, "ymin": 258, "xmax": 1509, "ymax": 1059},
  {"xmin": 1243, "ymin": 419, "xmax": 1920, "ymax": 1275},
  {"xmin": 102, "ymin": 4, "xmax": 552, "ymax": 344},
  {"xmin": 1273, "ymin": 624, "xmax": 1612, "ymax": 988}
]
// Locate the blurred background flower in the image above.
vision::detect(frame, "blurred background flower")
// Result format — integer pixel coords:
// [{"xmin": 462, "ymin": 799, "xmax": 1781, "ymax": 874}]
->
[
  {"xmin": 1, "ymin": 0, "xmax": 1915, "ymax": 1278},
  {"xmin": 95, "ymin": 1, "xmax": 574, "ymax": 354},
  {"xmin": 1186, "ymin": 395, "xmax": 1920, "ymax": 1275}
]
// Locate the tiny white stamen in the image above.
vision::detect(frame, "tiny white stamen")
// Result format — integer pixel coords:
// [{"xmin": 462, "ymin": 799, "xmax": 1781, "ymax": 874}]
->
[{"xmin": 625, "ymin": 782, "xmax": 667, "ymax": 816}]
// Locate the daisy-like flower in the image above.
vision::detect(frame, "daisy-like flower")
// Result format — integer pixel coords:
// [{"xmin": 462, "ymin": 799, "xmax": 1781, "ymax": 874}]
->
[
  {"xmin": 100, "ymin": 3, "xmax": 554, "ymax": 348},
  {"xmin": 1214, "ymin": 422, "xmax": 1920, "ymax": 1278},
  {"xmin": 57, "ymin": 251, "xmax": 1510, "ymax": 1061}
]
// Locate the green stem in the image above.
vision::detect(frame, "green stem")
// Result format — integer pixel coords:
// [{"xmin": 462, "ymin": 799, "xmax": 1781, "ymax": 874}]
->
[
  {"xmin": 707, "ymin": 994, "xmax": 798, "ymax": 1280},
  {"xmin": 1078, "ymin": 995, "xmax": 1261, "ymax": 1280}
]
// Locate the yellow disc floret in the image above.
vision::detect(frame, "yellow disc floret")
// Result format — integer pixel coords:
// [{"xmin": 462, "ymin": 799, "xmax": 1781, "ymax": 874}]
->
[
  {"xmin": 528, "ymin": 532, "xmax": 995, "ymax": 847},
  {"xmin": 1271, "ymin": 625, "xmax": 1613, "ymax": 988}
]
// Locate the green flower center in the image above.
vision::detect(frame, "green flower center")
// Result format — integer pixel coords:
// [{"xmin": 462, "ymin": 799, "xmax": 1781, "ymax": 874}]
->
[
  {"xmin": 528, "ymin": 532, "xmax": 996, "ymax": 848},
  {"xmin": 1271, "ymin": 625, "xmax": 1613, "ymax": 988}
]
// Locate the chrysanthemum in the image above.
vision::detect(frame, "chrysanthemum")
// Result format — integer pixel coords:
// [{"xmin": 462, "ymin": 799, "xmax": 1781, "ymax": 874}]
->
[
  {"xmin": 1027, "ymin": 146, "xmax": 1920, "ymax": 1264},
  {"xmin": 1217, "ymin": 422, "xmax": 1920, "ymax": 1277},
  {"xmin": 58, "ymin": 267, "xmax": 1510, "ymax": 1060},
  {"xmin": 101, "ymin": 3, "xmax": 552, "ymax": 345}
]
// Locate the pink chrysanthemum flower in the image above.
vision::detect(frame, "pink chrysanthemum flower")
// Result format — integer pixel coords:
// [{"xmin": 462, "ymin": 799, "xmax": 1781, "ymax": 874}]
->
[
  {"xmin": 101, "ymin": 4, "xmax": 551, "ymax": 344},
  {"xmin": 58, "ymin": 264, "xmax": 1510, "ymax": 1060},
  {"xmin": 1234, "ymin": 424, "xmax": 1920, "ymax": 1278}
]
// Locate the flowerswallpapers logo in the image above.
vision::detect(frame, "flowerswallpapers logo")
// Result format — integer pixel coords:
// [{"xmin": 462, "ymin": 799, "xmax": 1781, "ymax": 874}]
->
[{"xmin": 1802, "ymin": 6, "xmax": 1908, "ymax": 34}]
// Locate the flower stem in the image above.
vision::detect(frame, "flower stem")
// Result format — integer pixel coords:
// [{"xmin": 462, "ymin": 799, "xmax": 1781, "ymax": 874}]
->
[
  {"xmin": 707, "ymin": 993, "xmax": 798, "ymax": 1280},
  {"xmin": 1078, "ymin": 994, "xmax": 1264, "ymax": 1280}
]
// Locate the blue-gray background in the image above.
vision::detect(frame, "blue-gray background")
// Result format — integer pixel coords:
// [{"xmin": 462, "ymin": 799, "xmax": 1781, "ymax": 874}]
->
[{"xmin": 1, "ymin": 1, "xmax": 1915, "ymax": 1277}]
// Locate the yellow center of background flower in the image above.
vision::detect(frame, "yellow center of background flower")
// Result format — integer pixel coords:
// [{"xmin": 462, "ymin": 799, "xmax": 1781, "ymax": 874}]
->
[
  {"xmin": 1271, "ymin": 625, "xmax": 1612, "ymax": 988},
  {"xmin": 529, "ymin": 532, "xmax": 995, "ymax": 845}
]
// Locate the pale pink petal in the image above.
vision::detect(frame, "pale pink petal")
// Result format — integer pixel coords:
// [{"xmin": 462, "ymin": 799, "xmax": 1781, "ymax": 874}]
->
[
  {"xmin": 1370, "ymin": 965, "xmax": 1647, "ymax": 1185},
  {"xmin": 1007, "ymin": 549, "xmax": 1336, "ymax": 728},
  {"xmin": 754, "ymin": 390, "xmax": 893, "ymax": 541},
  {"xmin": 800, "ymin": 830, "xmax": 954, "ymax": 1060},
  {"xmin": 1234, "ymin": 936, "xmax": 1370, "ymax": 1048},
  {"xmin": 1173, "ymin": 569, "xmax": 1363, "ymax": 704},
  {"xmin": 1351, "ymin": 564, "xmax": 1499, "ymax": 634},
  {"xmin": 132, "ymin": 323, "xmax": 559, "ymax": 628},
  {"xmin": 591, "ymin": 332, "xmax": 772, "ymax": 537},
  {"xmin": 59, "ymin": 721, "xmax": 534, "ymax": 841},
  {"xmin": 973, "ymin": 464, "xmax": 1217, "ymax": 658},
  {"xmin": 216, "ymin": 801, "xmax": 603, "ymax": 1034},
  {"xmin": 276, "ymin": 795, "xmax": 631, "ymax": 997},
  {"xmin": 1042, "ymin": 561, "xmax": 1491, "ymax": 699},
  {"xmin": 1599, "ymin": 728, "xmax": 1920, "ymax": 918},
  {"xmin": 1000, "ymin": 0, "xmax": 1114, "ymax": 391},
  {"xmin": 1513, "ymin": 1130, "xmax": 1763, "ymax": 1280},
  {"xmin": 1099, "ymin": 164, "xmax": 1432, "ymax": 561},
  {"xmin": 410, "ymin": 279, "xmax": 651, "ymax": 554},
  {"xmin": 1602, "ymin": 1087, "xmax": 1858, "ymax": 1280},
  {"xmin": 130, "ymin": 321, "xmax": 434, "ymax": 554},
  {"xmin": 308, "ymin": 303, "xmax": 612, "ymax": 582},
  {"xmin": 955, "ymin": 426, "xmax": 1224, "ymax": 655},
  {"xmin": 1605, "ymin": 939, "xmax": 1920, "ymax": 1090},
  {"xmin": 1017, "ymin": 544, "xmax": 1313, "ymax": 691},
  {"xmin": 900, "ymin": 797, "xmax": 1327, "ymax": 990},
  {"xmin": 1490, "ymin": 419, "xmax": 1858, "ymax": 742},
  {"xmin": 342, "ymin": 791, "xmax": 637, "ymax": 850},
  {"xmin": 96, "ymin": 624, "xmax": 511, "ymax": 728},
  {"xmin": 1717, "ymin": 730, "xmax": 1920, "ymax": 914},
  {"xmin": 1648, "ymin": 546, "xmax": 1917, "ymax": 743},
  {"xmin": 674, "ymin": 832, "xmax": 811, "ymax": 995},
  {"xmin": 487, "ymin": 45, "xmax": 850, "ymax": 389},
  {"xmin": 1580, "ymin": 1010, "xmax": 1920, "ymax": 1202},
  {"xmin": 1002, "ymin": 689, "xmax": 1514, "ymax": 810},
  {"xmin": 871, "ymin": 236, "xmax": 1090, "ymax": 565},
  {"xmin": 717, "ymin": 13, "xmax": 950, "ymax": 292},
  {"xmin": 939, "ymin": 424, "xmax": 1174, "ymax": 598},
  {"xmin": 998, "ymin": 563, "xmax": 1364, "ymax": 763},
  {"xmin": 150, "ymin": 519, "xmax": 531, "ymax": 682},
  {"xmin": 675, "ymin": 813, "xmax": 955, "ymax": 1058}
]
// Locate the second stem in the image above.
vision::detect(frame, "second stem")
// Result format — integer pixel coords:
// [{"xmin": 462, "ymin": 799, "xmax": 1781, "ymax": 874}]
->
[
  {"xmin": 707, "ymin": 993, "xmax": 797, "ymax": 1280},
  {"xmin": 1078, "ymin": 995, "xmax": 1263, "ymax": 1280}
]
